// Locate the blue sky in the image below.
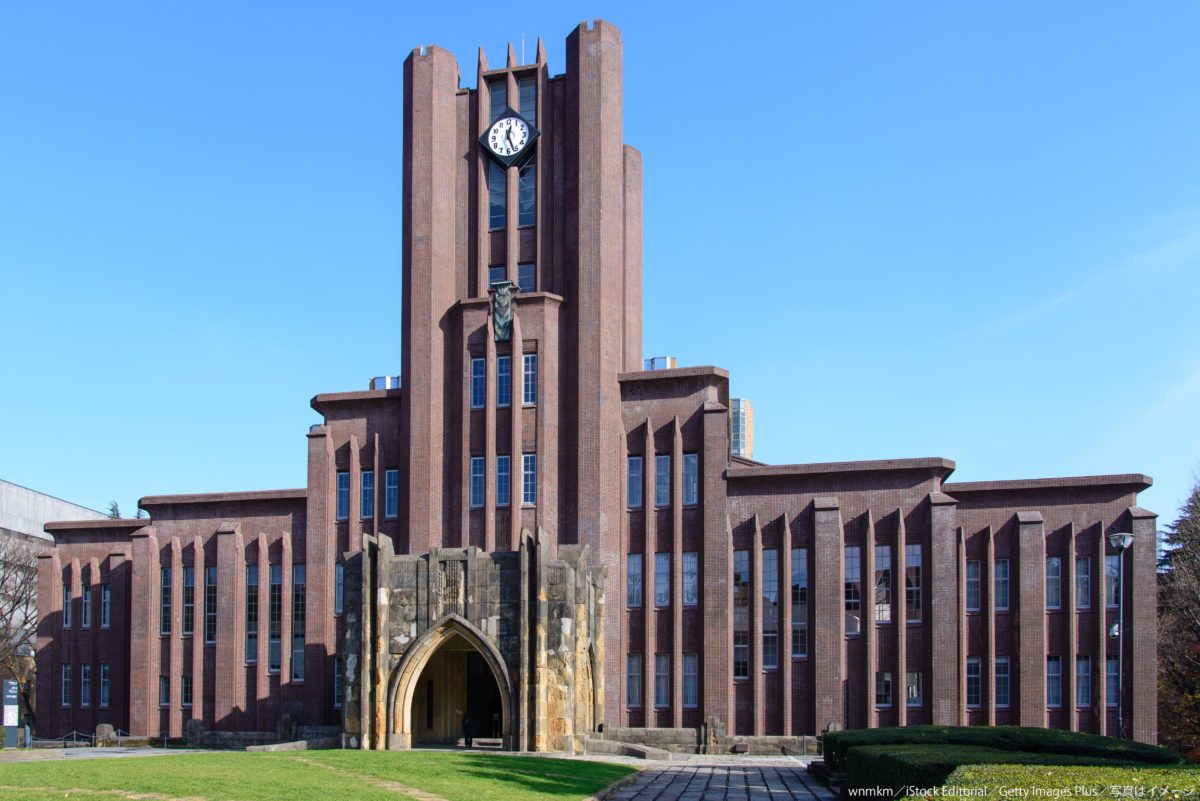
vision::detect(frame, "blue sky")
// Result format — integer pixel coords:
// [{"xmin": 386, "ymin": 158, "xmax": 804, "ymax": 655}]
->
[{"xmin": 2, "ymin": 1, "xmax": 1197, "ymax": 525}]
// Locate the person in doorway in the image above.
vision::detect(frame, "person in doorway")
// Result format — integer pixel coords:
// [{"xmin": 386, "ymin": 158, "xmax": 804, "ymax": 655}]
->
[{"xmin": 462, "ymin": 713, "xmax": 474, "ymax": 748}]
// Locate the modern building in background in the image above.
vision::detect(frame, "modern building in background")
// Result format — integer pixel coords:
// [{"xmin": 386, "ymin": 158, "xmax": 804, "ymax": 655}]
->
[
  {"xmin": 730, "ymin": 398, "xmax": 753, "ymax": 461},
  {"xmin": 36, "ymin": 21, "xmax": 1158, "ymax": 749}
]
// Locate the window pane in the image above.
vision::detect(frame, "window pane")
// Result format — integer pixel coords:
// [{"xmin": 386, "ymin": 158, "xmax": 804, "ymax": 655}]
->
[
  {"xmin": 627, "ymin": 456, "xmax": 643, "ymax": 508},
  {"xmin": 183, "ymin": 567, "xmax": 194, "ymax": 635},
  {"xmin": 1076, "ymin": 655, "xmax": 1091, "ymax": 707},
  {"xmin": 966, "ymin": 657, "xmax": 981, "ymax": 707},
  {"xmin": 654, "ymin": 553, "xmax": 670, "ymax": 607},
  {"xmin": 1076, "ymin": 557, "xmax": 1091, "ymax": 609},
  {"xmin": 385, "ymin": 469, "xmax": 399, "ymax": 518},
  {"xmin": 360, "ymin": 470, "xmax": 374, "ymax": 519},
  {"xmin": 905, "ymin": 544, "xmax": 922, "ymax": 623},
  {"xmin": 654, "ymin": 455, "xmax": 670, "ymax": 507},
  {"xmin": 762, "ymin": 549, "xmax": 778, "ymax": 668},
  {"xmin": 496, "ymin": 455, "xmax": 511, "ymax": 507},
  {"xmin": 336, "ymin": 472, "xmax": 350, "ymax": 520},
  {"xmin": 683, "ymin": 653, "xmax": 698, "ymax": 708},
  {"xmin": 1106, "ymin": 554, "xmax": 1120, "ymax": 608},
  {"xmin": 488, "ymin": 265, "xmax": 505, "ymax": 287},
  {"xmin": 906, "ymin": 671, "xmax": 922, "ymax": 707},
  {"xmin": 844, "ymin": 546, "xmax": 861, "ymax": 635},
  {"xmin": 470, "ymin": 457, "xmax": 485, "ymax": 508},
  {"xmin": 966, "ymin": 559, "xmax": 980, "ymax": 612},
  {"xmin": 792, "ymin": 548, "xmax": 808, "ymax": 657},
  {"xmin": 522, "ymin": 454, "xmax": 537, "ymax": 505},
  {"xmin": 875, "ymin": 545, "xmax": 891, "ymax": 623},
  {"xmin": 626, "ymin": 554, "xmax": 642, "ymax": 607},
  {"xmin": 489, "ymin": 81, "xmax": 507, "ymax": 121},
  {"xmin": 1047, "ymin": 656, "xmax": 1063, "ymax": 707},
  {"xmin": 497, "ymin": 356, "xmax": 511, "ymax": 407},
  {"xmin": 682, "ymin": 552, "xmax": 699, "ymax": 606},
  {"xmin": 995, "ymin": 560, "xmax": 1010, "ymax": 610},
  {"xmin": 292, "ymin": 564, "xmax": 306, "ymax": 682},
  {"xmin": 518, "ymin": 76, "xmax": 535, "ymax": 119},
  {"xmin": 246, "ymin": 565, "xmax": 259, "ymax": 663},
  {"xmin": 996, "ymin": 658, "xmax": 1011, "ymax": 707},
  {"xmin": 626, "ymin": 654, "xmax": 642, "ymax": 707},
  {"xmin": 488, "ymin": 162, "xmax": 505, "ymax": 229},
  {"xmin": 1046, "ymin": 557, "xmax": 1061, "ymax": 609},
  {"xmin": 682, "ymin": 453, "xmax": 699, "ymax": 505},
  {"xmin": 470, "ymin": 358, "xmax": 486, "ymax": 409},
  {"xmin": 876, "ymin": 672, "xmax": 892, "ymax": 707},
  {"xmin": 518, "ymin": 162, "xmax": 536, "ymax": 227},
  {"xmin": 518, "ymin": 262, "xmax": 536, "ymax": 293},
  {"xmin": 205, "ymin": 566, "xmax": 217, "ymax": 643},
  {"xmin": 522, "ymin": 354, "xmax": 537, "ymax": 405},
  {"xmin": 160, "ymin": 567, "xmax": 171, "ymax": 635},
  {"xmin": 733, "ymin": 550, "xmax": 750, "ymax": 678},
  {"xmin": 654, "ymin": 653, "xmax": 669, "ymax": 708}
]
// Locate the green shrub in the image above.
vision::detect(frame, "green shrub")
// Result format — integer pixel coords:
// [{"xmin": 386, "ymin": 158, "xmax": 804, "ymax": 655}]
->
[
  {"xmin": 929, "ymin": 763, "xmax": 1200, "ymax": 799},
  {"xmin": 824, "ymin": 726, "xmax": 1183, "ymax": 772}
]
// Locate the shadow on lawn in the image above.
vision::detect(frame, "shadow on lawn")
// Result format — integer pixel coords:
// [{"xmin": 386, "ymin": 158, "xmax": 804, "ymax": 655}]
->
[{"xmin": 447, "ymin": 753, "xmax": 632, "ymax": 796}]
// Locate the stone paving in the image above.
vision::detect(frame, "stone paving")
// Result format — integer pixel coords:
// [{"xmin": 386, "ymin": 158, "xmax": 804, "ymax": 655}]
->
[{"xmin": 603, "ymin": 758, "xmax": 838, "ymax": 801}]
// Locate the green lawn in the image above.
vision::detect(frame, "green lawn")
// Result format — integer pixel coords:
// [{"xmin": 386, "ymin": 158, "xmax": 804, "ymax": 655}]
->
[{"xmin": 0, "ymin": 750, "xmax": 637, "ymax": 801}]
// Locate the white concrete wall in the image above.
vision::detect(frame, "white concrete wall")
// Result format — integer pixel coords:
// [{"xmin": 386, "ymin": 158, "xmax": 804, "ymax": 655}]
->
[{"xmin": 0, "ymin": 479, "xmax": 105, "ymax": 540}]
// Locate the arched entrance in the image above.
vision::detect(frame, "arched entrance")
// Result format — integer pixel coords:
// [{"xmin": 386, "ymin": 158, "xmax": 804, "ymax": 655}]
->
[{"xmin": 386, "ymin": 614, "xmax": 513, "ymax": 750}]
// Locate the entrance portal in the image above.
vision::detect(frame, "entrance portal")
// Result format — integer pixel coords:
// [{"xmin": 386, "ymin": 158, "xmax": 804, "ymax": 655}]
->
[{"xmin": 409, "ymin": 634, "xmax": 503, "ymax": 746}]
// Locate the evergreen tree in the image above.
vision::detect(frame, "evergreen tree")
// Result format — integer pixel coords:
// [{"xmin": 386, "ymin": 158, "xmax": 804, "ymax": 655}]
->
[
  {"xmin": 106, "ymin": 501, "xmax": 120, "ymax": 519},
  {"xmin": 1159, "ymin": 478, "xmax": 1200, "ymax": 753}
]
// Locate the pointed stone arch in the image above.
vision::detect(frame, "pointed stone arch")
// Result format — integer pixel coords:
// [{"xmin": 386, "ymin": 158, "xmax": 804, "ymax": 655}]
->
[{"xmin": 385, "ymin": 613, "xmax": 514, "ymax": 749}]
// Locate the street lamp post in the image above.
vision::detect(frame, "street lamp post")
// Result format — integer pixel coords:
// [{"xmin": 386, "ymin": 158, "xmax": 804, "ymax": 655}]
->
[{"xmin": 1108, "ymin": 531, "xmax": 1134, "ymax": 739}]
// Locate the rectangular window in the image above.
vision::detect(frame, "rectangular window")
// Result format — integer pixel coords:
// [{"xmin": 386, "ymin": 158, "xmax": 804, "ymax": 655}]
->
[
  {"xmin": 182, "ymin": 674, "xmax": 193, "ymax": 708},
  {"xmin": 1106, "ymin": 554, "xmax": 1120, "ymax": 608},
  {"xmin": 996, "ymin": 657, "xmax": 1011, "ymax": 708},
  {"xmin": 62, "ymin": 583, "xmax": 71, "ymax": 628},
  {"xmin": 159, "ymin": 675, "xmax": 169, "ymax": 708},
  {"xmin": 80, "ymin": 663, "xmax": 90, "ymax": 707},
  {"xmin": 204, "ymin": 566, "xmax": 217, "ymax": 643},
  {"xmin": 334, "ymin": 655, "xmax": 344, "ymax": 708},
  {"xmin": 360, "ymin": 469, "xmax": 374, "ymax": 518},
  {"xmin": 626, "ymin": 654, "xmax": 642, "ymax": 707},
  {"xmin": 1076, "ymin": 557, "xmax": 1091, "ymax": 609},
  {"xmin": 1076, "ymin": 655, "xmax": 1092, "ymax": 708},
  {"xmin": 875, "ymin": 671, "xmax": 892, "ymax": 707},
  {"xmin": 654, "ymin": 653, "xmax": 669, "ymax": 708},
  {"xmin": 336, "ymin": 472, "xmax": 349, "ymax": 521},
  {"xmin": 292, "ymin": 564, "xmax": 306, "ymax": 682},
  {"xmin": 682, "ymin": 453, "xmax": 699, "ymax": 505},
  {"xmin": 1106, "ymin": 655, "xmax": 1119, "ymax": 707},
  {"xmin": 763, "ymin": 549, "xmax": 779, "ymax": 669},
  {"xmin": 183, "ymin": 566, "xmax": 195, "ymax": 636},
  {"xmin": 518, "ymin": 75, "xmax": 535, "ymax": 119},
  {"xmin": 160, "ymin": 567, "xmax": 171, "ymax": 635},
  {"xmin": 470, "ymin": 357, "xmax": 486, "ymax": 409},
  {"xmin": 627, "ymin": 456, "xmax": 643, "ymax": 508},
  {"xmin": 995, "ymin": 559, "xmax": 1010, "ymax": 611},
  {"xmin": 497, "ymin": 355, "xmax": 511, "ymax": 407},
  {"xmin": 845, "ymin": 546, "xmax": 861, "ymax": 635},
  {"xmin": 100, "ymin": 664, "xmax": 110, "ymax": 708},
  {"xmin": 906, "ymin": 671, "xmax": 922, "ymax": 707},
  {"xmin": 682, "ymin": 551, "xmax": 699, "ymax": 607},
  {"xmin": 654, "ymin": 454, "xmax": 670, "ymax": 507},
  {"xmin": 683, "ymin": 653, "xmax": 698, "ymax": 708},
  {"xmin": 792, "ymin": 548, "xmax": 808, "ymax": 658},
  {"xmin": 522, "ymin": 353, "xmax": 537, "ymax": 405},
  {"xmin": 905, "ymin": 544, "xmax": 922, "ymax": 623},
  {"xmin": 517, "ymin": 262, "xmax": 535, "ymax": 293},
  {"xmin": 518, "ymin": 162, "xmax": 536, "ymax": 227},
  {"xmin": 733, "ymin": 549, "xmax": 750, "ymax": 678},
  {"xmin": 496, "ymin": 455, "xmax": 511, "ymax": 507},
  {"xmin": 61, "ymin": 664, "xmax": 70, "ymax": 706},
  {"xmin": 522, "ymin": 453, "xmax": 537, "ymax": 505},
  {"xmin": 269, "ymin": 565, "xmax": 282, "ymax": 673},
  {"xmin": 966, "ymin": 657, "xmax": 982, "ymax": 707},
  {"xmin": 875, "ymin": 545, "xmax": 892, "ymax": 623},
  {"xmin": 488, "ymin": 161, "xmax": 505, "ymax": 230},
  {"xmin": 489, "ymin": 265, "xmax": 505, "ymax": 287},
  {"xmin": 626, "ymin": 554, "xmax": 642, "ymax": 607},
  {"xmin": 100, "ymin": 583, "xmax": 110, "ymax": 628},
  {"xmin": 1046, "ymin": 556, "xmax": 1062, "ymax": 609},
  {"xmin": 1047, "ymin": 656, "xmax": 1063, "ymax": 707},
  {"xmin": 246, "ymin": 565, "xmax": 259, "ymax": 663},
  {"xmin": 489, "ymin": 80, "xmax": 506, "ymax": 121},
  {"xmin": 966, "ymin": 559, "xmax": 981, "ymax": 612},
  {"xmin": 335, "ymin": 562, "xmax": 344, "ymax": 616},
  {"xmin": 654, "ymin": 553, "xmax": 670, "ymax": 607},
  {"xmin": 470, "ymin": 456, "xmax": 485, "ymax": 508},
  {"xmin": 81, "ymin": 581, "xmax": 91, "ymax": 628},
  {"xmin": 385, "ymin": 469, "xmax": 399, "ymax": 518}
]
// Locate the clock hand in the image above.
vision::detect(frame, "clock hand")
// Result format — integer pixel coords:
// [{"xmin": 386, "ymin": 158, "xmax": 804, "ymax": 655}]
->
[{"xmin": 506, "ymin": 129, "xmax": 515, "ymax": 150}]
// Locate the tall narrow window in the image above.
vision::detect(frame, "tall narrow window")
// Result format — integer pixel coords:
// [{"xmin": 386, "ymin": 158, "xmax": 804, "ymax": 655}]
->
[
  {"xmin": 517, "ymin": 262, "xmax": 536, "ymax": 293},
  {"xmin": 335, "ymin": 562, "xmax": 344, "ymax": 616},
  {"xmin": 489, "ymin": 80, "xmax": 507, "ymax": 121},
  {"xmin": 269, "ymin": 565, "xmax": 282, "ymax": 673},
  {"xmin": 183, "ymin": 566, "xmax": 195, "ymax": 636},
  {"xmin": 246, "ymin": 565, "xmax": 259, "ymax": 663},
  {"xmin": 489, "ymin": 265, "xmax": 505, "ymax": 287},
  {"xmin": 518, "ymin": 76, "xmax": 535, "ymax": 119},
  {"xmin": 1105, "ymin": 554, "xmax": 1120, "ymax": 608},
  {"xmin": 160, "ymin": 567, "xmax": 171, "ymax": 635},
  {"xmin": 81, "ymin": 581, "xmax": 91, "ymax": 627},
  {"xmin": 182, "ymin": 675, "xmax": 193, "ymax": 708},
  {"xmin": 496, "ymin": 455, "xmax": 511, "ymax": 507},
  {"xmin": 682, "ymin": 453, "xmax": 699, "ymax": 505},
  {"xmin": 1046, "ymin": 557, "xmax": 1062, "ymax": 609},
  {"xmin": 204, "ymin": 566, "xmax": 217, "ymax": 643},
  {"xmin": 522, "ymin": 353, "xmax": 537, "ymax": 405},
  {"xmin": 292, "ymin": 565, "xmax": 306, "ymax": 682},
  {"xmin": 360, "ymin": 470, "xmax": 374, "ymax": 519},
  {"xmin": 627, "ymin": 456, "xmax": 643, "ymax": 508},
  {"xmin": 876, "ymin": 672, "xmax": 893, "ymax": 707},
  {"xmin": 522, "ymin": 453, "xmax": 537, "ymax": 505},
  {"xmin": 334, "ymin": 655, "xmax": 344, "ymax": 709},
  {"xmin": 905, "ymin": 544, "xmax": 922, "ymax": 623},
  {"xmin": 654, "ymin": 455, "xmax": 670, "ymax": 507},
  {"xmin": 792, "ymin": 548, "xmax": 808, "ymax": 657},
  {"xmin": 682, "ymin": 552, "xmax": 699, "ymax": 606},
  {"xmin": 994, "ymin": 559, "xmax": 1010, "ymax": 611},
  {"xmin": 966, "ymin": 560, "xmax": 981, "ymax": 612},
  {"xmin": 470, "ymin": 358, "xmax": 486, "ymax": 409},
  {"xmin": 874, "ymin": 545, "xmax": 892, "ymax": 623},
  {"xmin": 1047, "ymin": 656, "xmax": 1063, "ymax": 707},
  {"xmin": 488, "ymin": 161, "xmax": 506, "ymax": 230},
  {"xmin": 763, "ymin": 549, "xmax": 779, "ymax": 669},
  {"xmin": 336, "ymin": 472, "xmax": 350, "ymax": 521},
  {"xmin": 966, "ymin": 657, "xmax": 981, "ymax": 707},
  {"xmin": 1076, "ymin": 557, "xmax": 1091, "ymax": 609},
  {"xmin": 626, "ymin": 554, "xmax": 643, "ymax": 607},
  {"xmin": 100, "ymin": 583, "xmax": 111, "ymax": 628},
  {"xmin": 385, "ymin": 469, "xmax": 399, "ymax": 518},
  {"xmin": 654, "ymin": 653, "xmax": 669, "ymax": 708},
  {"xmin": 62, "ymin": 583, "xmax": 72, "ymax": 628},
  {"xmin": 497, "ymin": 356, "xmax": 511, "ymax": 407},
  {"xmin": 906, "ymin": 672, "xmax": 922, "ymax": 707},
  {"xmin": 470, "ymin": 456, "xmax": 485, "ymax": 508},
  {"xmin": 159, "ymin": 675, "xmax": 169, "ymax": 707},
  {"xmin": 99, "ymin": 664, "xmax": 110, "ymax": 708},
  {"xmin": 733, "ymin": 550, "xmax": 750, "ymax": 678},
  {"xmin": 61, "ymin": 664, "xmax": 71, "ymax": 706},
  {"xmin": 518, "ymin": 162, "xmax": 536, "ymax": 227},
  {"xmin": 80, "ymin": 663, "xmax": 91, "ymax": 707},
  {"xmin": 995, "ymin": 657, "xmax": 1011, "ymax": 708},
  {"xmin": 1076, "ymin": 655, "xmax": 1092, "ymax": 707},
  {"xmin": 1106, "ymin": 655, "xmax": 1119, "ymax": 707},
  {"xmin": 626, "ymin": 654, "xmax": 642, "ymax": 707},
  {"xmin": 683, "ymin": 653, "xmax": 698, "ymax": 708},
  {"xmin": 647, "ymin": 553, "xmax": 668, "ymax": 609},
  {"xmin": 844, "ymin": 546, "xmax": 861, "ymax": 635}
]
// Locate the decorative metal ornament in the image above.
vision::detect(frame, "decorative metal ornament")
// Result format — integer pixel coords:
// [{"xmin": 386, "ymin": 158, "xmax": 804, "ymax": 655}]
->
[{"xmin": 491, "ymin": 280, "xmax": 518, "ymax": 342}]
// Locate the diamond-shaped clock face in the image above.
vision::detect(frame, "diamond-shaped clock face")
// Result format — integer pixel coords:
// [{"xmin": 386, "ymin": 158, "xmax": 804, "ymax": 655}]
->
[{"xmin": 480, "ymin": 107, "xmax": 539, "ymax": 168}]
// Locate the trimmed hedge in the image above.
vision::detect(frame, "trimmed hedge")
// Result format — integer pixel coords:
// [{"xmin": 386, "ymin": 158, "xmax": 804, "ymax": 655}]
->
[
  {"xmin": 824, "ymin": 726, "xmax": 1183, "ymax": 772},
  {"xmin": 935, "ymin": 763, "xmax": 1200, "ymax": 799}
]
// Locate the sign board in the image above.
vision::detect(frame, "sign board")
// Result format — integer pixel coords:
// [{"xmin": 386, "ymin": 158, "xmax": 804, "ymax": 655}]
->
[{"xmin": 2, "ymin": 680, "xmax": 17, "ymax": 747}]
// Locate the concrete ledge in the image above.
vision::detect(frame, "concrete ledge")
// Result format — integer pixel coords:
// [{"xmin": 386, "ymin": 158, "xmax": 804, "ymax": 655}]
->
[
  {"xmin": 246, "ymin": 737, "xmax": 341, "ymax": 752},
  {"xmin": 583, "ymin": 737, "xmax": 674, "ymax": 761}
]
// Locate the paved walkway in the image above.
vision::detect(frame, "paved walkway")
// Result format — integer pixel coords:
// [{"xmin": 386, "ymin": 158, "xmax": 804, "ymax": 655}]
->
[{"xmin": 604, "ymin": 759, "xmax": 837, "ymax": 801}]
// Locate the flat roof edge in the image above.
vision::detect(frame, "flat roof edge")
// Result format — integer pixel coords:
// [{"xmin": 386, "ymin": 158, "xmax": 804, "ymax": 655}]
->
[
  {"xmin": 139, "ymin": 488, "xmax": 308, "ymax": 508},
  {"xmin": 727, "ymin": 457, "xmax": 955, "ymax": 480},
  {"xmin": 944, "ymin": 474, "xmax": 1152, "ymax": 494}
]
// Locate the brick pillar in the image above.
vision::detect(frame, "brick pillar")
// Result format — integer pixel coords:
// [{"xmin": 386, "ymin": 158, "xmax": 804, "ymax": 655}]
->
[
  {"xmin": 129, "ymin": 530, "xmax": 159, "ymax": 736},
  {"xmin": 957, "ymin": 528, "xmax": 967, "ymax": 725},
  {"xmin": 108, "ymin": 552, "xmax": 130, "ymax": 734},
  {"xmin": 1094, "ymin": 525, "xmax": 1107, "ymax": 737},
  {"xmin": 700, "ymin": 404, "xmax": 731, "ymax": 731},
  {"xmin": 484, "ymin": 319, "xmax": 497, "ymax": 554},
  {"xmin": 306, "ymin": 424, "xmax": 335, "ymax": 720},
  {"xmin": 863, "ymin": 512, "xmax": 876, "ymax": 728},
  {"xmin": 929, "ymin": 492, "xmax": 958, "ymax": 724},
  {"xmin": 215, "ymin": 523, "xmax": 245, "ymax": 730},
  {"xmin": 192, "ymin": 539, "xmax": 206, "ymax": 728},
  {"xmin": 168, "ymin": 539, "xmax": 183, "ymax": 737},
  {"xmin": 895, "ymin": 512, "xmax": 907, "ymax": 727},
  {"xmin": 751, "ymin": 515, "xmax": 764, "ymax": 736},
  {"xmin": 985, "ymin": 525, "xmax": 996, "ymax": 726},
  {"xmin": 1128, "ymin": 507, "xmax": 1157, "ymax": 743},
  {"xmin": 780, "ymin": 514, "xmax": 792, "ymax": 737},
  {"xmin": 1015, "ymin": 511, "xmax": 1045, "ymax": 727},
  {"xmin": 509, "ymin": 313, "xmax": 524, "ymax": 552},
  {"xmin": 812, "ymin": 497, "xmax": 843, "ymax": 732},
  {"xmin": 641, "ymin": 418, "xmax": 655, "ymax": 725},
  {"xmin": 1066, "ymin": 522, "xmax": 1078, "ymax": 731},
  {"xmin": 256, "ymin": 536, "xmax": 270, "ymax": 731},
  {"xmin": 35, "ymin": 550, "xmax": 61, "ymax": 737},
  {"xmin": 670, "ymin": 416, "xmax": 683, "ymax": 727}
]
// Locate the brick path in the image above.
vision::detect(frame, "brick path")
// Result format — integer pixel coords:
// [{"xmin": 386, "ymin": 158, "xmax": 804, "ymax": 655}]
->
[{"xmin": 604, "ymin": 762, "xmax": 837, "ymax": 801}]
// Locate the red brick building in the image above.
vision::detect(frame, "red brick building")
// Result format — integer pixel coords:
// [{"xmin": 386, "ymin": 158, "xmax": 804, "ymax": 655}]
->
[{"xmin": 36, "ymin": 20, "xmax": 1157, "ymax": 748}]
